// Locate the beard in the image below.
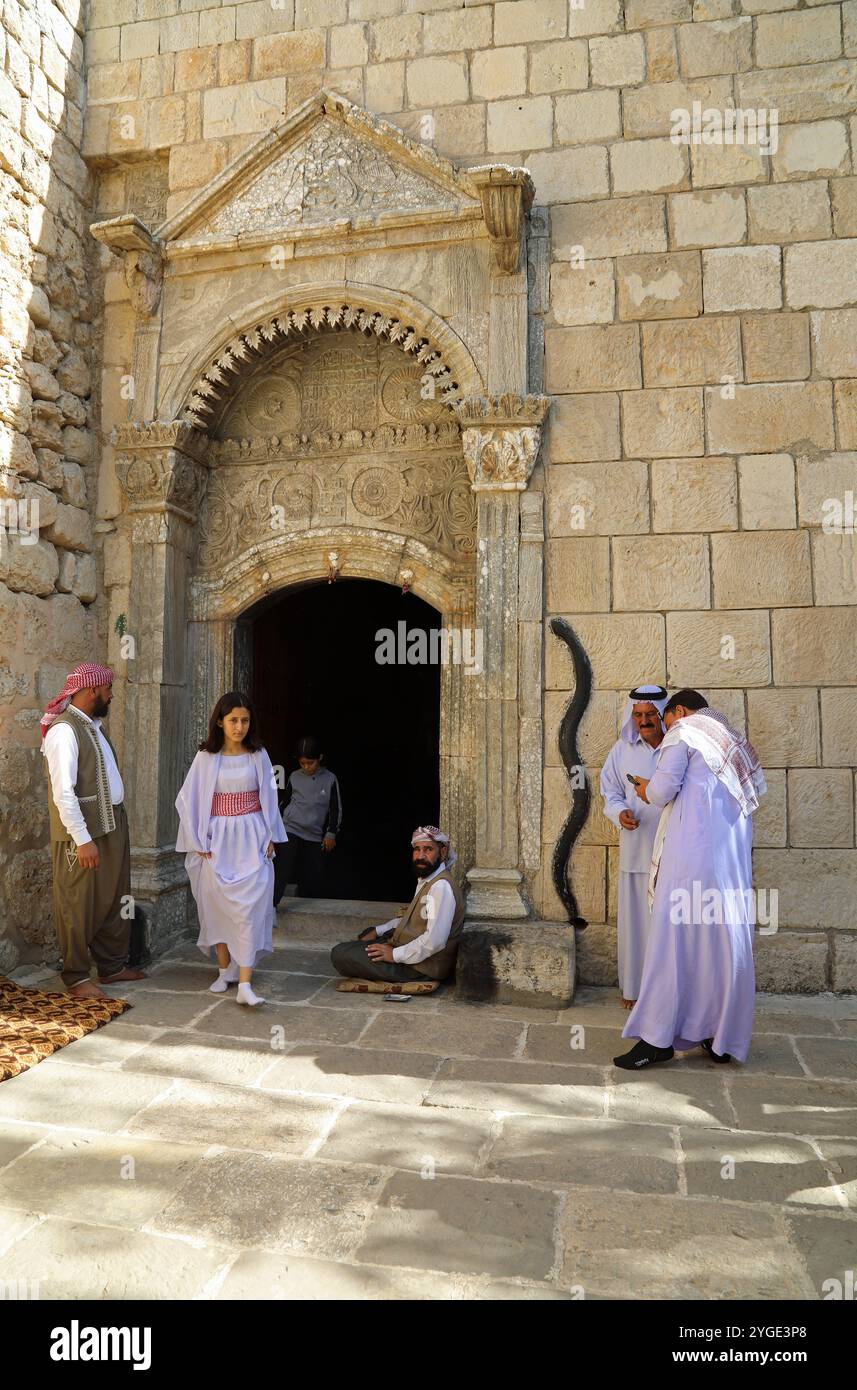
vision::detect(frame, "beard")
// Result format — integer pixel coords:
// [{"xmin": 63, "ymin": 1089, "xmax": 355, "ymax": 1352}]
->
[
  {"xmin": 92, "ymin": 697, "xmax": 111, "ymax": 719},
  {"xmin": 413, "ymin": 858, "xmax": 436, "ymax": 878}
]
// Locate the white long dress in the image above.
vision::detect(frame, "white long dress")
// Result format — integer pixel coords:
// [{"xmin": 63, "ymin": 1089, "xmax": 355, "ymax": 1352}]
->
[{"xmin": 177, "ymin": 751, "xmax": 285, "ymax": 969}]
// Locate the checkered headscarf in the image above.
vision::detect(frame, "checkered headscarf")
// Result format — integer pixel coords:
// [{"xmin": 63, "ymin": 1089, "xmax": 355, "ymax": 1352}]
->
[{"xmin": 40, "ymin": 662, "xmax": 114, "ymax": 740}]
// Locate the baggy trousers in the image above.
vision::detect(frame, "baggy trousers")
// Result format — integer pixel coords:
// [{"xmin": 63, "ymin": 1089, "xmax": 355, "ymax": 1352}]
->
[
  {"xmin": 330, "ymin": 938, "xmax": 427, "ymax": 984},
  {"xmin": 51, "ymin": 802, "xmax": 132, "ymax": 987}
]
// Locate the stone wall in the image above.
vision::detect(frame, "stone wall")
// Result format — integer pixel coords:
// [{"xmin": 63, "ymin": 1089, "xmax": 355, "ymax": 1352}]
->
[
  {"xmin": 3, "ymin": 0, "xmax": 853, "ymax": 989},
  {"xmin": 0, "ymin": 0, "xmax": 97, "ymax": 971}
]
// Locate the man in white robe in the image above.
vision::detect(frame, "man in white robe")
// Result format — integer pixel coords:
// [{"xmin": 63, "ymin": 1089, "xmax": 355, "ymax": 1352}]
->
[
  {"xmin": 615, "ymin": 689, "xmax": 766, "ymax": 1071},
  {"xmin": 600, "ymin": 684, "xmax": 668, "ymax": 1008}
]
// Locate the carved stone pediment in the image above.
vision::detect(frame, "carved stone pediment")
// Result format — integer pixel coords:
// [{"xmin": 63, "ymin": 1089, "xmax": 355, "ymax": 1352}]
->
[{"xmin": 155, "ymin": 91, "xmax": 482, "ymax": 248}]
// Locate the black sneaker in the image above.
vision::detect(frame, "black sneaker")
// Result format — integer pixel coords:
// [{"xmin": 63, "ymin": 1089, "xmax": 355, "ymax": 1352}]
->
[
  {"xmin": 700, "ymin": 1037, "xmax": 732, "ymax": 1063},
  {"xmin": 614, "ymin": 1039, "xmax": 675, "ymax": 1070}
]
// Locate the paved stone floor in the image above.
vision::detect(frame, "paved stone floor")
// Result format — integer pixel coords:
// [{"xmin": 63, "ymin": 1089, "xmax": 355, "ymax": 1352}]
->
[{"xmin": 1, "ymin": 934, "xmax": 856, "ymax": 1300}]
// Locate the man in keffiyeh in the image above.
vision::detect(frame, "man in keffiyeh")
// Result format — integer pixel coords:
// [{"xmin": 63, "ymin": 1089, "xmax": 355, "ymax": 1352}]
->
[
  {"xmin": 330, "ymin": 825, "xmax": 465, "ymax": 985},
  {"xmin": 615, "ymin": 689, "xmax": 766, "ymax": 1070},
  {"xmin": 600, "ymin": 683, "xmax": 668, "ymax": 1010},
  {"xmin": 42, "ymin": 662, "xmax": 146, "ymax": 998}
]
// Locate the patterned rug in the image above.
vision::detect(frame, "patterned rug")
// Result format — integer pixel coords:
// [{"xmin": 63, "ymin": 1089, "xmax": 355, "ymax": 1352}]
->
[{"xmin": 0, "ymin": 977, "xmax": 132, "ymax": 1083}]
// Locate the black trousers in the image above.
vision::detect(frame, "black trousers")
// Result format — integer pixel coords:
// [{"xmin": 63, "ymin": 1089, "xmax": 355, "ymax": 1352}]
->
[
  {"xmin": 330, "ymin": 938, "xmax": 426, "ymax": 983},
  {"xmin": 273, "ymin": 835, "xmax": 324, "ymax": 905}
]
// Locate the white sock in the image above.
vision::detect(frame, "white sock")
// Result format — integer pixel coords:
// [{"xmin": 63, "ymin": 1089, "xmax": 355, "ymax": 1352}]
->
[
  {"xmin": 236, "ymin": 981, "xmax": 264, "ymax": 1007},
  {"xmin": 209, "ymin": 964, "xmax": 238, "ymax": 994}
]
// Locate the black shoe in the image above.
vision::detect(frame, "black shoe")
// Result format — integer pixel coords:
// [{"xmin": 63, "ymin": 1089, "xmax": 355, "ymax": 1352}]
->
[
  {"xmin": 700, "ymin": 1038, "xmax": 732, "ymax": 1063},
  {"xmin": 614, "ymin": 1039, "xmax": 675, "ymax": 1070}
]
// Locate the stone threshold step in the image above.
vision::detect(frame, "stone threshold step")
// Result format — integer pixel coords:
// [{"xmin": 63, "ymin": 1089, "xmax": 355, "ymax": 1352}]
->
[{"xmin": 275, "ymin": 897, "xmax": 403, "ymax": 941}]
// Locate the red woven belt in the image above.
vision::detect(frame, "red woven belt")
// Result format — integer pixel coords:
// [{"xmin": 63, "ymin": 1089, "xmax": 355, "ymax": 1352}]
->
[{"xmin": 210, "ymin": 791, "xmax": 262, "ymax": 817}]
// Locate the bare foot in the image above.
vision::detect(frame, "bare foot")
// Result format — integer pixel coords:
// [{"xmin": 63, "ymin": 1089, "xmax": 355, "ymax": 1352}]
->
[
  {"xmin": 97, "ymin": 967, "xmax": 147, "ymax": 984},
  {"xmin": 621, "ymin": 997, "xmax": 636, "ymax": 1011},
  {"xmin": 68, "ymin": 981, "xmax": 107, "ymax": 1000}
]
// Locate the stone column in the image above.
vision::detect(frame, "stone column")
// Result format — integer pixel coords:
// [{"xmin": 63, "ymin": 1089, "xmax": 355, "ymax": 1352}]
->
[
  {"xmin": 113, "ymin": 420, "xmax": 210, "ymax": 950},
  {"xmin": 455, "ymin": 394, "xmax": 549, "ymax": 919}
]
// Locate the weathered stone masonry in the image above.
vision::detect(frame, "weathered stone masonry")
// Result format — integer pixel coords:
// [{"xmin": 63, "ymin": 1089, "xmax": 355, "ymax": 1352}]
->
[{"xmin": 0, "ymin": 0, "xmax": 855, "ymax": 994}]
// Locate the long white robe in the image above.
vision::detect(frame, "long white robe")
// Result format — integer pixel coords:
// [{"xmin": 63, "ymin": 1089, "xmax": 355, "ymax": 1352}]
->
[
  {"xmin": 622, "ymin": 741, "xmax": 756, "ymax": 1062},
  {"xmin": 600, "ymin": 736, "xmax": 662, "ymax": 998},
  {"xmin": 175, "ymin": 748, "xmax": 287, "ymax": 968}
]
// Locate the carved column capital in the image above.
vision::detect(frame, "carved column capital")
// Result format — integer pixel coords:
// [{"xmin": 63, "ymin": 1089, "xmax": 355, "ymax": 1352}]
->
[
  {"xmin": 113, "ymin": 419, "xmax": 209, "ymax": 523},
  {"xmin": 467, "ymin": 166, "xmax": 535, "ymax": 275},
  {"xmin": 454, "ymin": 394, "xmax": 550, "ymax": 492}
]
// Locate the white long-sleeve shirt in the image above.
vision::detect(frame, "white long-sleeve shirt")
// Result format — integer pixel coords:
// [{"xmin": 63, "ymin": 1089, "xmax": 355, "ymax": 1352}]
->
[
  {"xmin": 43, "ymin": 705, "xmax": 124, "ymax": 846},
  {"xmin": 375, "ymin": 863, "xmax": 457, "ymax": 965},
  {"xmin": 600, "ymin": 734, "xmax": 664, "ymax": 874}
]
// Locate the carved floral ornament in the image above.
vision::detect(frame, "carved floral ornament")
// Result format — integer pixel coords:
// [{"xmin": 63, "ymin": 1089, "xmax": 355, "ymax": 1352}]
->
[
  {"xmin": 112, "ymin": 421, "xmax": 209, "ymax": 521},
  {"xmin": 180, "ymin": 305, "xmax": 462, "ymax": 431},
  {"xmin": 453, "ymin": 394, "xmax": 550, "ymax": 492}
]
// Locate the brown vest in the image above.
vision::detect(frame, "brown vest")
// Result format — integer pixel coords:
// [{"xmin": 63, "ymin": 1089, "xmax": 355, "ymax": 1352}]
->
[
  {"xmin": 390, "ymin": 868, "xmax": 465, "ymax": 980},
  {"xmin": 46, "ymin": 710, "xmax": 120, "ymax": 843}
]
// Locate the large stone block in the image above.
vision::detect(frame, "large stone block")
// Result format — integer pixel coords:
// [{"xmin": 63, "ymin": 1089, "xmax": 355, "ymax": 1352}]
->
[
  {"xmin": 753, "ymin": 933, "xmax": 830, "ymax": 995},
  {"xmin": 785, "ymin": 239, "xmax": 857, "ymax": 309},
  {"xmin": 668, "ymin": 188, "xmax": 746, "ymax": 248},
  {"xmin": 550, "ymin": 259, "xmax": 615, "ymax": 325},
  {"xmin": 44, "ymin": 503, "xmax": 92, "ymax": 553},
  {"xmin": 746, "ymin": 688, "xmax": 820, "ymax": 768},
  {"xmin": 546, "ymin": 537, "xmax": 610, "ymax": 612},
  {"xmin": 0, "ymin": 536, "xmax": 57, "ymax": 597},
  {"xmin": 689, "ymin": 139, "xmax": 768, "ymax": 190},
  {"xmin": 773, "ymin": 120, "xmax": 849, "ymax": 182},
  {"xmin": 651, "ymin": 457, "xmax": 737, "ymax": 531},
  {"xmin": 552, "ymin": 195, "xmax": 667, "ymax": 260},
  {"xmin": 455, "ymin": 921, "xmax": 575, "ymax": 1009},
  {"xmin": 616, "ymin": 250, "xmax": 701, "ymax": 321},
  {"xmin": 408, "ymin": 56, "xmax": 470, "ymax": 109},
  {"xmin": 834, "ymin": 380, "xmax": 857, "ymax": 448},
  {"xmin": 590, "ymin": 33, "xmax": 645, "ymax": 86},
  {"xmin": 753, "ymin": 769, "xmax": 786, "ymax": 849},
  {"xmin": 528, "ymin": 39, "xmax": 588, "ymax": 95},
  {"xmin": 755, "ymin": 8, "xmax": 843, "ymax": 69},
  {"xmin": 743, "ymin": 313, "xmax": 810, "ymax": 383},
  {"xmin": 526, "ymin": 146, "xmax": 609, "ymax": 204},
  {"xmin": 202, "ymin": 79, "xmax": 286, "ymax": 140},
  {"xmin": 772, "ymin": 607, "xmax": 857, "ymax": 685},
  {"xmin": 667, "ymin": 610, "xmax": 771, "ymax": 686},
  {"xmin": 471, "ymin": 45, "xmax": 527, "ymax": 101},
  {"xmin": 623, "ymin": 77, "xmax": 733, "ymax": 140},
  {"xmin": 706, "ymin": 383, "xmax": 834, "ymax": 454},
  {"xmin": 610, "ymin": 138, "xmax": 689, "ymax": 196},
  {"xmin": 702, "ymin": 246, "xmax": 782, "ymax": 313},
  {"xmin": 546, "ymin": 613, "xmax": 665, "ymax": 689},
  {"xmin": 733, "ymin": 453, "xmax": 794, "ymax": 528},
  {"xmin": 613, "ymin": 534, "xmax": 710, "ymax": 610},
  {"xmin": 547, "ymin": 460, "xmax": 649, "ymax": 535},
  {"xmin": 711, "ymin": 531, "xmax": 812, "ymax": 608},
  {"xmin": 811, "ymin": 308, "xmax": 857, "ymax": 377},
  {"xmin": 545, "ymin": 324, "xmax": 641, "ymax": 394},
  {"xmin": 622, "ymin": 387, "xmax": 704, "ymax": 457},
  {"xmin": 677, "ymin": 16, "xmax": 753, "ymax": 78},
  {"xmin": 821, "ymin": 689, "xmax": 857, "ymax": 767},
  {"xmin": 574, "ymin": 922, "xmax": 618, "ymax": 988},
  {"xmin": 549, "ymin": 392, "xmax": 621, "ymax": 462},
  {"xmin": 753, "ymin": 849, "xmax": 857, "ymax": 928},
  {"xmin": 494, "ymin": 0, "xmax": 567, "ymax": 45},
  {"xmin": 642, "ymin": 317, "xmax": 742, "ymax": 386},
  {"xmin": 645, "ymin": 28, "xmax": 680, "ymax": 84},
  {"xmin": 747, "ymin": 180, "xmax": 832, "ymax": 244},
  {"xmin": 812, "ymin": 531, "xmax": 857, "ymax": 605},
  {"xmin": 831, "ymin": 175, "xmax": 857, "ymax": 236},
  {"xmin": 832, "ymin": 934, "xmax": 857, "ymax": 992},
  {"xmin": 789, "ymin": 769, "xmax": 854, "ymax": 849},
  {"xmin": 795, "ymin": 451, "xmax": 857, "ymax": 526},
  {"xmin": 555, "ymin": 90, "xmax": 621, "ymax": 145}
]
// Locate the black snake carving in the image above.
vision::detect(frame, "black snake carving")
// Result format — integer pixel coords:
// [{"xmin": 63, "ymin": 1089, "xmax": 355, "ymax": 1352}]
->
[{"xmin": 549, "ymin": 618, "xmax": 593, "ymax": 928}]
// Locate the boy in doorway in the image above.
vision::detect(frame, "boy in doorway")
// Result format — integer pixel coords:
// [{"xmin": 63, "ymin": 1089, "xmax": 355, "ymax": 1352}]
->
[{"xmin": 273, "ymin": 735, "xmax": 342, "ymax": 907}]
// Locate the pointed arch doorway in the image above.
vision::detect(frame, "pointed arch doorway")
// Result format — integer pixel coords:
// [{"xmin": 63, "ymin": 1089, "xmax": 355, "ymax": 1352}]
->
[{"xmin": 239, "ymin": 577, "xmax": 441, "ymax": 903}]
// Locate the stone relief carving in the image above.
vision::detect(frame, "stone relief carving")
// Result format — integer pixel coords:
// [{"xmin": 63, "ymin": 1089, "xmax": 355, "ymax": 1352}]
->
[
  {"xmin": 203, "ymin": 119, "xmax": 466, "ymax": 240},
  {"xmin": 181, "ymin": 305, "xmax": 462, "ymax": 431},
  {"xmin": 454, "ymin": 394, "xmax": 551, "ymax": 492},
  {"xmin": 113, "ymin": 420, "xmax": 210, "ymax": 521},
  {"xmin": 126, "ymin": 160, "xmax": 169, "ymax": 229},
  {"xmin": 192, "ymin": 334, "xmax": 475, "ymax": 571}
]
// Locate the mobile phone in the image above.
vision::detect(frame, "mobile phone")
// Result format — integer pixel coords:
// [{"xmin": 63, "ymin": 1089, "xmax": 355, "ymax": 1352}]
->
[
  {"xmin": 626, "ymin": 773, "xmax": 638, "ymax": 784},
  {"xmin": 383, "ymin": 993, "xmax": 413, "ymax": 1003}
]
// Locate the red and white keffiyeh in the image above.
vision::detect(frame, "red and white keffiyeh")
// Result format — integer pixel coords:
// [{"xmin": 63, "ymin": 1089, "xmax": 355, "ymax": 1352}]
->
[
  {"xmin": 40, "ymin": 662, "xmax": 114, "ymax": 740},
  {"xmin": 660, "ymin": 708, "xmax": 766, "ymax": 817}
]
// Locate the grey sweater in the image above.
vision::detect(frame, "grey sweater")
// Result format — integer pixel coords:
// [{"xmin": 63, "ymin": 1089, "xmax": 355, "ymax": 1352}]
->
[{"xmin": 280, "ymin": 768, "xmax": 342, "ymax": 843}]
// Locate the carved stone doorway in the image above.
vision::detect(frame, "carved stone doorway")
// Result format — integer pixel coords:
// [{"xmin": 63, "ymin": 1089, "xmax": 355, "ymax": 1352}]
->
[{"xmin": 244, "ymin": 577, "xmax": 442, "ymax": 903}]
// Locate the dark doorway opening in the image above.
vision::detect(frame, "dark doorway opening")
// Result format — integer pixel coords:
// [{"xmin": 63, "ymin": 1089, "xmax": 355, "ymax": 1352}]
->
[{"xmin": 246, "ymin": 578, "xmax": 441, "ymax": 903}]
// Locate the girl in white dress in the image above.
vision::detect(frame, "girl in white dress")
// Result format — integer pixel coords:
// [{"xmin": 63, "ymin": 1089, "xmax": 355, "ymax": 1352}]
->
[{"xmin": 175, "ymin": 692, "xmax": 287, "ymax": 1007}]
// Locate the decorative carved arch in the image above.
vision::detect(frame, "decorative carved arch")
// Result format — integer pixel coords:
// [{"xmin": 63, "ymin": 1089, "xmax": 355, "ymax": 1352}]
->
[{"xmin": 164, "ymin": 283, "xmax": 484, "ymax": 431}]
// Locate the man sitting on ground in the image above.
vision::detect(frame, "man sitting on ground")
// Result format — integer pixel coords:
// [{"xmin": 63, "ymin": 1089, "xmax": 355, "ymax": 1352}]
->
[{"xmin": 330, "ymin": 826, "xmax": 464, "ymax": 985}]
